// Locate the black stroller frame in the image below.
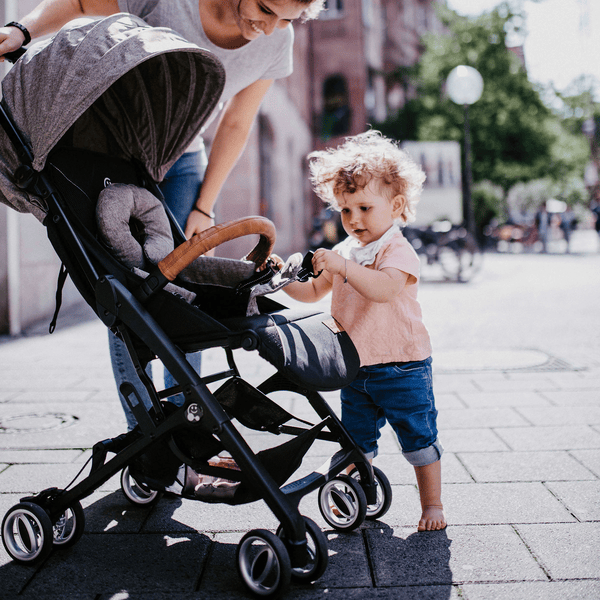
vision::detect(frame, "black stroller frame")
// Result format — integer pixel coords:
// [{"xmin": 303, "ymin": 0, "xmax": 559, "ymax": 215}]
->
[{"xmin": 0, "ymin": 18, "xmax": 391, "ymax": 598}]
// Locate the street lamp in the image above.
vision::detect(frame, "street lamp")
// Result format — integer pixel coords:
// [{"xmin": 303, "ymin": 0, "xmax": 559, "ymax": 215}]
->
[{"xmin": 446, "ymin": 65, "xmax": 484, "ymax": 238}]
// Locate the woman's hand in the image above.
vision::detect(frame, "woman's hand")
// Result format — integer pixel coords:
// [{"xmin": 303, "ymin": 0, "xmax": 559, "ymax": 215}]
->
[
  {"xmin": 184, "ymin": 209, "xmax": 214, "ymax": 239},
  {"xmin": 0, "ymin": 26, "xmax": 26, "ymax": 61}
]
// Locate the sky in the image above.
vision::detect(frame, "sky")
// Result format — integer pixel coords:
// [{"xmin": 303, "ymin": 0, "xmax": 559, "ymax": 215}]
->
[{"xmin": 446, "ymin": 0, "xmax": 600, "ymax": 95}]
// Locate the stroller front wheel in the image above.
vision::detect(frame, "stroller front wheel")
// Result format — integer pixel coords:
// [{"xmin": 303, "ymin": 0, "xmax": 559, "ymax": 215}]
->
[
  {"xmin": 2, "ymin": 502, "xmax": 54, "ymax": 563},
  {"xmin": 237, "ymin": 529, "xmax": 291, "ymax": 597},
  {"xmin": 276, "ymin": 516, "xmax": 328, "ymax": 583},
  {"xmin": 349, "ymin": 466, "xmax": 393, "ymax": 520},
  {"xmin": 318, "ymin": 475, "xmax": 367, "ymax": 531},
  {"xmin": 121, "ymin": 467, "xmax": 162, "ymax": 506}
]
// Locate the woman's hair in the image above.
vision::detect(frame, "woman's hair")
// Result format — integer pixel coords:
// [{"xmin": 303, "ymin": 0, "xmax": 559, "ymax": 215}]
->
[
  {"xmin": 308, "ymin": 130, "xmax": 426, "ymax": 224},
  {"xmin": 295, "ymin": 0, "xmax": 326, "ymax": 21}
]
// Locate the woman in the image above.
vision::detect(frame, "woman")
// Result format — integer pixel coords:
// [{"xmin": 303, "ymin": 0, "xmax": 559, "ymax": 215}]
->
[{"xmin": 0, "ymin": 0, "xmax": 324, "ymax": 428}]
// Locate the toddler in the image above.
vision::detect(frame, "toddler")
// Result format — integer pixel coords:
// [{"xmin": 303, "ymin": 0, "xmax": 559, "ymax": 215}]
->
[{"xmin": 280, "ymin": 131, "xmax": 446, "ymax": 531}]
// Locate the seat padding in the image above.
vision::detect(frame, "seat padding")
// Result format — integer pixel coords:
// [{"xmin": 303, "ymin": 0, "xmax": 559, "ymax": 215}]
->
[{"xmin": 223, "ymin": 308, "xmax": 360, "ymax": 391}]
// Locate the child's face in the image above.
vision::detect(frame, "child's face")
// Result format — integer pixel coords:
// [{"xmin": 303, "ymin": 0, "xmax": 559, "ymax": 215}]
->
[{"xmin": 337, "ymin": 181, "xmax": 404, "ymax": 246}]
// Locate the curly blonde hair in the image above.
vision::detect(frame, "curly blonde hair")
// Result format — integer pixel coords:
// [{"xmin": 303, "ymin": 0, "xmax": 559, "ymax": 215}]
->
[
  {"xmin": 308, "ymin": 130, "xmax": 426, "ymax": 224},
  {"xmin": 295, "ymin": 0, "xmax": 326, "ymax": 21}
]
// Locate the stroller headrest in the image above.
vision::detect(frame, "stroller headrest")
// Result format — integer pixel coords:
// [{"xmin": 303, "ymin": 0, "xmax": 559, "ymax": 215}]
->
[{"xmin": 96, "ymin": 183, "xmax": 256, "ymax": 288}]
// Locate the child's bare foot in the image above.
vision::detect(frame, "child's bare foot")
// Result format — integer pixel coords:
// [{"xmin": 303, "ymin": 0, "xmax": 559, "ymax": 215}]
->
[{"xmin": 418, "ymin": 505, "xmax": 446, "ymax": 531}]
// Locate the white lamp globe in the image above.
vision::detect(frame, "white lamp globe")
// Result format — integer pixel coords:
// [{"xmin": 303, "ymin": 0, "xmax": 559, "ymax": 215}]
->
[{"xmin": 447, "ymin": 65, "xmax": 484, "ymax": 105}]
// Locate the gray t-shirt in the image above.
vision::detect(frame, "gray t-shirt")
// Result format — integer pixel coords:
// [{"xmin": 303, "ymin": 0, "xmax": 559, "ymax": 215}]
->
[{"xmin": 117, "ymin": 0, "xmax": 294, "ymax": 106}]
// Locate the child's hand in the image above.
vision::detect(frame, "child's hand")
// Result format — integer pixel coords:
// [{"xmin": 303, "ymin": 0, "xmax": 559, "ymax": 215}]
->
[
  {"xmin": 312, "ymin": 248, "xmax": 345, "ymax": 278},
  {"xmin": 268, "ymin": 254, "xmax": 284, "ymax": 271}
]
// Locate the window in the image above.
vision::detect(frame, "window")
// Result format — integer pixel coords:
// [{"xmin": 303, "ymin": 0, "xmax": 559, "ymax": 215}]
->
[{"xmin": 321, "ymin": 75, "xmax": 351, "ymax": 139}]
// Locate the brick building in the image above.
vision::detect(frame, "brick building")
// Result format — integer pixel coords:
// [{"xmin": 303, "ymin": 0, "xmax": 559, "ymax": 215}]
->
[{"xmin": 0, "ymin": 0, "xmax": 442, "ymax": 333}]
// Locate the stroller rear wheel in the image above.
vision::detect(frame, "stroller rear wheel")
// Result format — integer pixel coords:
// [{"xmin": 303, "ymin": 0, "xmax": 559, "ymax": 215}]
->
[
  {"xmin": 121, "ymin": 467, "xmax": 162, "ymax": 506},
  {"xmin": 349, "ymin": 466, "xmax": 393, "ymax": 520},
  {"xmin": 2, "ymin": 502, "xmax": 54, "ymax": 563},
  {"xmin": 237, "ymin": 529, "xmax": 291, "ymax": 597},
  {"xmin": 318, "ymin": 475, "xmax": 367, "ymax": 531},
  {"xmin": 276, "ymin": 516, "xmax": 328, "ymax": 583}
]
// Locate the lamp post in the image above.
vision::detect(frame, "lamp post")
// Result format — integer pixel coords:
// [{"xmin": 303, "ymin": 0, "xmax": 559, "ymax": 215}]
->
[{"xmin": 446, "ymin": 65, "xmax": 483, "ymax": 238}]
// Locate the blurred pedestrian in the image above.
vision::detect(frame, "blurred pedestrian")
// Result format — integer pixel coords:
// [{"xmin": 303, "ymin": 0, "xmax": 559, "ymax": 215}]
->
[
  {"xmin": 591, "ymin": 192, "xmax": 600, "ymax": 251},
  {"xmin": 559, "ymin": 205, "xmax": 577, "ymax": 253},
  {"xmin": 535, "ymin": 202, "xmax": 550, "ymax": 253}
]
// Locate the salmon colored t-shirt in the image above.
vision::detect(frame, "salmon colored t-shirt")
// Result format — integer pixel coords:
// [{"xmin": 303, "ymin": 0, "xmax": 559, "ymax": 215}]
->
[{"xmin": 331, "ymin": 231, "xmax": 432, "ymax": 366}]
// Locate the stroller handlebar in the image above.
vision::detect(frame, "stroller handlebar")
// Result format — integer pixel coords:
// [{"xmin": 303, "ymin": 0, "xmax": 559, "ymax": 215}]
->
[{"xmin": 158, "ymin": 216, "xmax": 276, "ymax": 282}]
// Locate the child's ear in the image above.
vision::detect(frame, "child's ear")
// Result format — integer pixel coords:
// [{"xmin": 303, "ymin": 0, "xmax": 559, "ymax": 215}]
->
[{"xmin": 391, "ymin": 194, "xmax": 407, "ymax": 218}]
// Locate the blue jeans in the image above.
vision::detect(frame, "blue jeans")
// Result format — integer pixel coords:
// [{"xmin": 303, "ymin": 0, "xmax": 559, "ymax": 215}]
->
[
  {"xmin": 109, "ymin": 150, "xmax": 206, "ymax": 430},
  {"xmin": 341, "ymin": 357, "xmax": 443, "ymax": 466}
]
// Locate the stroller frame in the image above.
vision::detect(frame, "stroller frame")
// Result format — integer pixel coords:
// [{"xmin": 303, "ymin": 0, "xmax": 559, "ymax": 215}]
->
[{"xmin": 0, "ymin": 93, "xmax": 388, "ymax": 594}]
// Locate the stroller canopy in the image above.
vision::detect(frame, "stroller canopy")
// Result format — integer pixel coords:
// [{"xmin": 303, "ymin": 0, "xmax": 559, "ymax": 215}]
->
[{"xmin": 0, "ymin": 13, "xmax": 225, "ymax": 221}]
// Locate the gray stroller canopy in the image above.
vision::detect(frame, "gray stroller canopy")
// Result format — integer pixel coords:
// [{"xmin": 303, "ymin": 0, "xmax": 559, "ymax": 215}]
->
[{"xmin": 0, "ymin": 13, "xmax": 225, "ymax": 221}]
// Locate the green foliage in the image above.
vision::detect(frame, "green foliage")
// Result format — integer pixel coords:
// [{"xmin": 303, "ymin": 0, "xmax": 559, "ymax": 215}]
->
[
  {"xmin": 472, "ymin": 180, "xmax": 506, "ymax": 231},
  {"xmin": 376, "ymin": 1, "xmax": 590, "ymax": 204}
]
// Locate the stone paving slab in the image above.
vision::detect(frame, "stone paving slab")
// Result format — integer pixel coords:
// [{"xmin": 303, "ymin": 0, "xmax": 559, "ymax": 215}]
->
[
  {"xmin": 441, "ymin": 482, "xmax": 576, "ymax": 525},
  {"xmin": 461, "ymin": 581, "xmax": 600, "ymax": 600},
  {"xmin": 516, "ymin": 522, "xmax": 600, "ymax": 579},
  {"xmin": 438, "ymin": 407, "xmax": 531, "ymax": 429},
  {"xmin": 0, "ymin": 449, "xmax": 84, "ymax": 463},
  {"xmin": 455, "ymin": 390, "xmax": 552, "ymax": 408},
  {"xmin": 544, "ymin": 480, "xmax": 600, "ymax": 521},
  {"xmin": 494, "ymin": 424, "xmax": 600, "ymax": 451},
  {"xmin": 541, "ymin": 389, "xmax": 600, "ymax": 405},
  {"xmin": 515, "ymin": 405, "xmax": 600, "ymax": 426},
  {"xmin": 569, "ymin": 448, "xmax": 600, "ymax": 476},
  {"xmin": 437, "ymin": 429, "xmax": 511, "ymax": 453},
  {"xmin": 365, "ymin": 524, "xmax": 546, "ymax": 586},
  {"xmin": 457, "ymin": 450, "xmax": 597, "ymax": 482},
  {"xmin": 21, "ymin": 533, "xmax": 212, "ymax": 597}
]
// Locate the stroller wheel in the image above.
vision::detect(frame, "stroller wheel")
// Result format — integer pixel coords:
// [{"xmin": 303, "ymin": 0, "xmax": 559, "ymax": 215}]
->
[
  {"xmin": 52, "ymin": 501, "xmax": 85, "ymax": 549},
  {"xmin": 318, "ymin": 475, "xmax": 367, "ymax": 531},
  {"xmin": 350, "ymin": 466, "xmax": 393, "ymax": 520},
  {"xmin": 276, "ymin": 516, "xmax": 328, "ymax": 583},
  {"xmin": 236, "ymin": 529, "xmax": 291, "ymax": 597},
  {"xmin": 121, "ymin": 467, "xmax": 162, "ymax": 506},
  {"xmin": 2, "ymin": 502, "xmax": 54, "ymax": 564}
]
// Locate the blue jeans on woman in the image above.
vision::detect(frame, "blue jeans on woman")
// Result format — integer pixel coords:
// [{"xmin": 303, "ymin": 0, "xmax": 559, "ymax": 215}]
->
[{"xmin": 109, "ymin": 150, "xmax": 207, "ymax": 430}]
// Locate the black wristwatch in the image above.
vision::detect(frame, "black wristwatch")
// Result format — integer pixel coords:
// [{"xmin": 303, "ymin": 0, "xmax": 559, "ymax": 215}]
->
[{"xmin": 5, "ymin": 22, "xmax": 31, "ymax": 47}]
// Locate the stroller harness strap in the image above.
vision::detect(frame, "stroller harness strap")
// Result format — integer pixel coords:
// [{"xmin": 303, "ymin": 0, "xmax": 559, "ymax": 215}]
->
[{"xmin": 158, "ymin": 216, "xmax": 276, "ymax": 281}]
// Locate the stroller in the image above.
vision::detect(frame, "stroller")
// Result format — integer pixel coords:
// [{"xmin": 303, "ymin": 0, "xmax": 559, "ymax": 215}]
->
[{"xmin": 0, "ymin": 15, "xmax": 392, "ymax": 597}]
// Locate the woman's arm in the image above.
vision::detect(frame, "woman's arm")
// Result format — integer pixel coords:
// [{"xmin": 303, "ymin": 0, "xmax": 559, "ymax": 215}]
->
[
  {"xmin": 0, "ymin": 0, "xmax": 119, "ymax": 58},
  {"xmin": 184, "ymin": 78, "xmax": 274, "ymax": 238},
  {"xmin": 312, "ymin": 248, "xmax": 408, "ymax": 303}
]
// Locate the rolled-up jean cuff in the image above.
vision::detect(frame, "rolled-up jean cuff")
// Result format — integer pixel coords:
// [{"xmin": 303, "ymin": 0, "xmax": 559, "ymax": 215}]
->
[
  {"xmin": 363, "ymin": 449, "xmax": 378, "ymax": 460},
  {"xmin": 402, "ymin": 438, "xmax": 444, "ymax": 467}
]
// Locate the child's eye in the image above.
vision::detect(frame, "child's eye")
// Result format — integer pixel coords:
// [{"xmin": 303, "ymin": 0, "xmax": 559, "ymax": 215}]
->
[
  {"xmin": 360, "ymin": 206, "xmax": 371, "ymax": 212},
  {"xmin": 341, "ymin": 208, "xmax": 350, "ymax": 214}
]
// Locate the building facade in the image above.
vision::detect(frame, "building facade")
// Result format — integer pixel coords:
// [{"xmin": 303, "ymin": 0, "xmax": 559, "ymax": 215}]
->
[{"xmin": 0, "ymin": 0, "xmax": 442, "ymax": 334}]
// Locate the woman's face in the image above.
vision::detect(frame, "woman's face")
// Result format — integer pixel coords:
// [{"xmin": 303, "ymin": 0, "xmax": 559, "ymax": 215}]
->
[{"xmin": 231, "ymin": 0, "xmax": 307, "ymax": 39}]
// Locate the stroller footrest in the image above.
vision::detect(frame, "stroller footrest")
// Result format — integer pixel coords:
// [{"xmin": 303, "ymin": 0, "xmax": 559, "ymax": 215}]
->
[{"xmin": 280, "ymin": 448, "xmax": 356, "ymax": 501}]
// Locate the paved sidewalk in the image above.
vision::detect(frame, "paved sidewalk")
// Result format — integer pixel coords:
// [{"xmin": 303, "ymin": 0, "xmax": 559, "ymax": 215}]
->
[{"xmin": 1, "ymin": 248, "xmax": 600, "ymax": 599}]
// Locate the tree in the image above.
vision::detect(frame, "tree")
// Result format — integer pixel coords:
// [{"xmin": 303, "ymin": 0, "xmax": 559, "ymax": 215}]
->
[{"xmin": 377, "ymin": 2, "xmax": 589, "ymax": 197}]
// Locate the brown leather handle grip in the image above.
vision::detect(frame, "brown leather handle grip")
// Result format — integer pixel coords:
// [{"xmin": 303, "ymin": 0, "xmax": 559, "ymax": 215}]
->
[{"xmin": 158, "ymin": 216, "xmax": 276, "ymax": 282}]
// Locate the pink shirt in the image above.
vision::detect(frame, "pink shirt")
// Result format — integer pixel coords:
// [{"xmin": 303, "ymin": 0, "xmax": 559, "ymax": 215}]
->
[{"xmin": 331, "ymin": 231, "xmax": 432, "ymax": 366}]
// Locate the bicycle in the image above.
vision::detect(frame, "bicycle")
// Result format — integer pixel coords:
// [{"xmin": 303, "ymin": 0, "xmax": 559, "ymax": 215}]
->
[{"xmin": 403, "ymin": 221, "xmax": 482, "ymax": 283}]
